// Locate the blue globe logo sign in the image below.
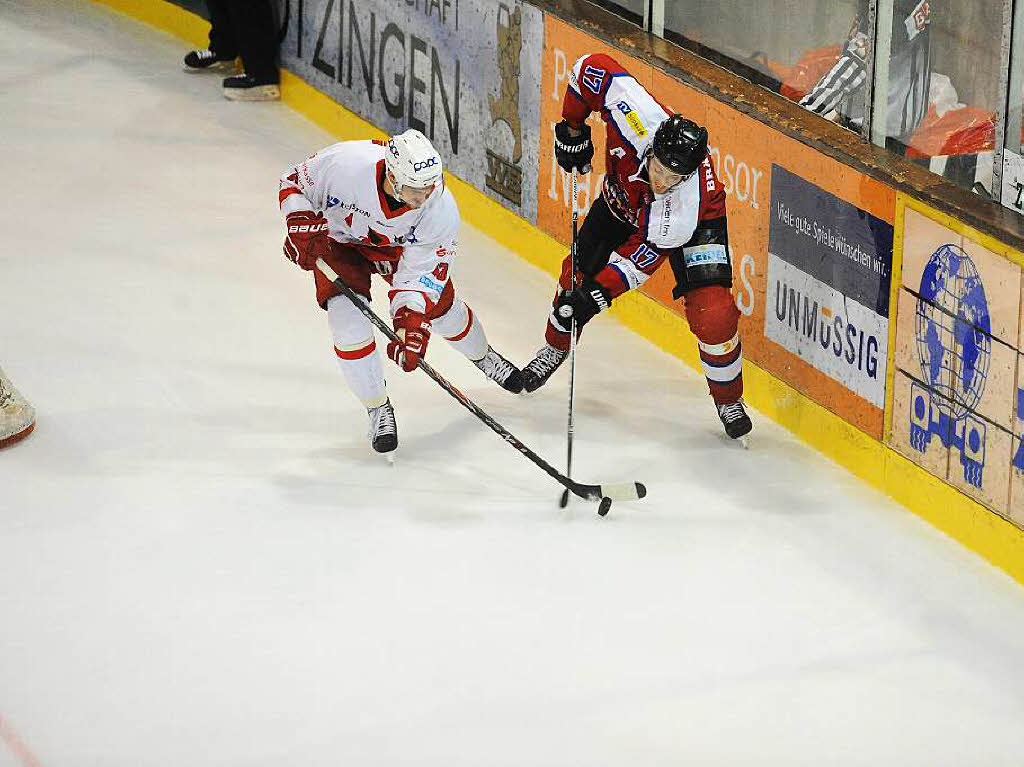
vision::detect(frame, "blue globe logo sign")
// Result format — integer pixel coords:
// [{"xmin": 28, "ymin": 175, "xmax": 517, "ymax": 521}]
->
[{"xmin": 909, "ymin": 243, "xmax": 991, "ymax": 487}]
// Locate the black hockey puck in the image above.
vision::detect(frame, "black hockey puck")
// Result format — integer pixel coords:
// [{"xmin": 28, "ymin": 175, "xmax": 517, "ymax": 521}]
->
[
  {"xmin": 597, "ymin": 497, "xmax": 612, "ymax": 516},
  {"xmin": 636, "ymin": 482, "xmax": 647, "ymax": 499},
  {"xmin": 559, "ymin": 488, "xmax": 570, "ymax": 508}
]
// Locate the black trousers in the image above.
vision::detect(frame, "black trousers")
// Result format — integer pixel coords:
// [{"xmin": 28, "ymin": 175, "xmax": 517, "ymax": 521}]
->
[
  {"xmin": 207, "ymin": 0, "xmax": 279, "ymax": 82},
  {"xmin": 573, "ymin": 194, "xmax": 636, "ymax": 278},
  {"xmin": 577, "ymin": 194, "xmax": 732, "ymax": 297}
]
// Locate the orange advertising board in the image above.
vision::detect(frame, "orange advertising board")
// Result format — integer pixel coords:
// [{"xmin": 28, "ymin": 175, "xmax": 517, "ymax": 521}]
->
[{"xmin": 538, "ymin": 16, "xmax": 896, "ymax": 438}]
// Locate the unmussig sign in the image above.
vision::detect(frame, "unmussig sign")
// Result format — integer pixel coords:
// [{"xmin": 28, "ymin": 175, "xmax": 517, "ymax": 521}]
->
[
  {"xmin": 766, "ymin": 166, "xmax": 893, "ymax": 409},
  {"xmin": 281, "ymin": 0, "xmax": 544, "ymax": 222}
]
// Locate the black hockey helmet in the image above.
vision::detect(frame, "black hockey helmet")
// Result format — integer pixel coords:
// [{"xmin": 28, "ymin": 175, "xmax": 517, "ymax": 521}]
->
[{"xmin": 651, "ymin": 116, "xmax": 708, "ymax": 177}]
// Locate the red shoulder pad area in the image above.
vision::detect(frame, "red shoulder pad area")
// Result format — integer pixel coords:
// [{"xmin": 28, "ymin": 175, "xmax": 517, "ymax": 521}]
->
[
  {"xmin": 563, "ymin": 53, "xmax": 631, "ymax": 123},
  {"xmin": 698, "ymin": 155, "xmax": 728, "ymax": 221}
]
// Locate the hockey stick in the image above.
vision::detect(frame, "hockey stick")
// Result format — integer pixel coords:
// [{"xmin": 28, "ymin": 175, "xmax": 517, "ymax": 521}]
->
[
  {"xmin": 314, "ymin": 257, "xmax": 646, "ymax": 514},
  {"xmin": 558, "ymin": 170, "xmax": 580, "ymax": 509}
]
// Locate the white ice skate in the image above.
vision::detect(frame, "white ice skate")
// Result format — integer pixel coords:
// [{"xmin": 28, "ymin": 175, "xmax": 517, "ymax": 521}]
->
[
  {"xmin": 473, "ymin": 346, "xmax": 523, "ymax": 393},
  {"xmin": 0, "ymin": 368, "xmax": 35, "ymax": 449},
  {"xmin": 520, "ymin": 344, "xmax": 568, "ymax": 393},
  {"xmin": 367, "ymin": 399, "xmax": 398, "ymax": 456}
]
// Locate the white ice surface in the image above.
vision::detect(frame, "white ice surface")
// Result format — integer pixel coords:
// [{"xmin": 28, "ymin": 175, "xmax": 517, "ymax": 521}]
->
[{"xmin": 3, "ymin": 2, "xmax": 1024, "ymax": 766}]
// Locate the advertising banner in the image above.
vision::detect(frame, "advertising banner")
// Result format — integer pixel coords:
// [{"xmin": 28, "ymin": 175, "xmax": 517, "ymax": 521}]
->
[
  {"xmin": 537, "ymin": 15, "xmax": 896, "ymax": 438},
  {"xmin": 281, "ymin": 0, "xmax": 543, "ymax": 222},
  {"xmin": 766, "ymin": 166, "xmax": 893, "ymax": 408},
  {"xmin": 889, "ymin": 201, "xmax": 1023, "ymax": 517}
]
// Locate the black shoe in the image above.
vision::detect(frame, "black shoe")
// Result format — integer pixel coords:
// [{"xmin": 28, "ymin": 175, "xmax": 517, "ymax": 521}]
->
[
  {"xmin": 473, "ymin": 346, "xmax": 523, "ymax": 393},
  {"xmin": 717, "ymin": 399, "xmax": 752, "ymax": 439},
  {"xmin": 222, "ymin": 73, "xmax": 280, "ymax": 101},
  {"xmin": 183, "ymin": 48, "xmax": 236, "ymax": 73},
  {"xmin": 520, "ymin": 344, "xmax": 568, "ymax": 393},
  {"xmin": 367, "ymin": 399, "xmax": 398, "ymax": 453}
]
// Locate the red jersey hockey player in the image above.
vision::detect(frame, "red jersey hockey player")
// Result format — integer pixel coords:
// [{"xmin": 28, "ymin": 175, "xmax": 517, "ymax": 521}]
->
[
  {"xmin": 521, "ymin": 53, "xmax": 752, "ymax": 439},
  {"xmin": 280, "ymin": 129, "xmax": 523, "ymax": 454}
]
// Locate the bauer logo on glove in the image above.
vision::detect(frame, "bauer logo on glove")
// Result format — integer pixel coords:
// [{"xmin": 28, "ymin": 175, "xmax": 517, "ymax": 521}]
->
[
  {"xmin": 386, "ymin": 307, "xmax": 431, "ymax": 372},
  {"xmin": 283, "ymin": 210, "xmax": 331, "ymax": 270}
]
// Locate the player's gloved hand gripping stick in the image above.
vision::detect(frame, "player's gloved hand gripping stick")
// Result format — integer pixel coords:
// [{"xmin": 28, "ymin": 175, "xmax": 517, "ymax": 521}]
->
[{"xmin": 315, "ymin": 257, "xmax": 646, "ymax": 515}]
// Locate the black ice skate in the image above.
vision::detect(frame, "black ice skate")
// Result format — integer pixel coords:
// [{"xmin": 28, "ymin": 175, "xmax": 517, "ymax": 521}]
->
[
  {"xmin": 474, "ymin": 346, "xmax": 524, "ymax": 393},
  {"xmin": 183, "ymin": 48, "xmax": 236, "ymax": 73},
  {"xmin": 520, "ymin": 344, "xmax": 568, "ymax": 393},
  {"xmin": 717, "ymin": 398, "xmax": 752, "ymax": 440},
  {"xmin": 222, "ymin": 73, "xmax": 281, "ymax": 101},
  {"xmin": 367, "ymin": 399, "xmax": 398, "ymax": 453}
]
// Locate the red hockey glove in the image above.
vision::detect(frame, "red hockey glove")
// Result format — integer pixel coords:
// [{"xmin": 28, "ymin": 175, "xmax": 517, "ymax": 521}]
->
[
  {"xmin": 386, "ymin": 307, "xmax": 431, "ymax": 372},
  {"xmin": 283, "ymin": 210, "xmax": 331, "ymax": 271}
]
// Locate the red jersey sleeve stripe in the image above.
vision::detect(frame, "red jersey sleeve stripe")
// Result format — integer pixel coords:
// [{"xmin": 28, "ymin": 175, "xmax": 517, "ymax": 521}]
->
[
  {"xmin": 279, "ymin": 186, "xmax": 304, "ymax": 206},
  {"xmin": 562, "ymin": 87, "xmax": 591, "ymax": 126},
  {"xmin": 595, "ymin": 264, "xmax": 631, "ymax": 298}
]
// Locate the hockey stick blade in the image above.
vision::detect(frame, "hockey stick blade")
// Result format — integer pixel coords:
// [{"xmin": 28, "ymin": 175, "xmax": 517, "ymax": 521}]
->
[
  {"xmin": 601, "ymin": 481, "xmax": 647, "ymax": 501},
  {"xmin": 314, "ymin": 257, "xmax": 647, "ymax": 507},
  {"xmin": 568, "ymin": 480, "xmax": 646, "ymax": 502}
]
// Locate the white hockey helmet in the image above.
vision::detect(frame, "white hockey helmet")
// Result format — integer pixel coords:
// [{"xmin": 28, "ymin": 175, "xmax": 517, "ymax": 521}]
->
[{"xmin": 385, "ymin": 129, "xmax": 443, "ymax": 190}]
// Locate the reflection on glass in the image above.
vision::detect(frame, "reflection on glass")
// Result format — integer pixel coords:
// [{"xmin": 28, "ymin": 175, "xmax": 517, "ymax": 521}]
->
[
  {"xmin": 664, "ymin": 1, "xmax": 862, "ymax": 103},
  {"xmin": 588, "ymin": 0, "xmax": 646, "ymax": 26},
  {"xmin": 890, "ymin": 1, "xmax": 1001, "ymax": 197},
  {"xmin": 661, "ymin": 1, "xmax": 1002, "ymax": 198},
  {"xmin": 792, "ymin": 1, "xmax": 934, "ymax": 142},
  {"xmin": 1000, "ymin": 3, "xmax": 1024, "ymax": 213}
]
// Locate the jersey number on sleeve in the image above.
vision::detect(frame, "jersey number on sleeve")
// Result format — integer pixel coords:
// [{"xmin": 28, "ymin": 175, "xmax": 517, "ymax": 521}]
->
[
  {"xmin": 582, "ymin": 65, "xmax": 607, "ymax": 94},
  {"xmin": 432, "ymin": 262, "xmax": 449, "ymax": 281},
  {"xmin": 629, "ymin": 243, "xmax": 659, "ymax": 269}
]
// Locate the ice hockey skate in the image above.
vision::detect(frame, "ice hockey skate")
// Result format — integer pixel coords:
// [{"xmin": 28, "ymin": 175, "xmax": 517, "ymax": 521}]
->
[
  {"xmin": 367, "ymin": 399, "xmax": 398, "ymax": 454},
  {"xmin": 520, "ymin": 344, "xmax": 568, "ymax": 393},
  {"xmin": 717, "ymin": 398, "xmax": 752, "ymax": 441},
  {"xmin": 0, "ymin": 368, "xmax": 35, "ymax": 449},
  {"xmin": 473, "ymin": 346, "xmax": 524, "ymax": 393}
]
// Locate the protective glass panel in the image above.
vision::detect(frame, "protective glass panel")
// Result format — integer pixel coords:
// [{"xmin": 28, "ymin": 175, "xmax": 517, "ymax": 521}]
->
[
  {"xmin": 663, "ymin": 0, "xmax": 865, "ymax": 125},
  {"xmin": 882, "ymin": 0, "xmax": 1002, "ymax": 198},
  {"xmin": 588, "ymin": 0, "xmax": 645, "ymax": 27},
  {"xmin": 1001, "ymin": 2, "xmax": 1024, "ymax": 212}
]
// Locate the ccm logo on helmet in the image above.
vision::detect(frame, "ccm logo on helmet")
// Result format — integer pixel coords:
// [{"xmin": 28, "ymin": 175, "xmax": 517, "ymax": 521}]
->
[{"xmin": 413, "ymin": 158, "xmax": 439, "ymax": 172}]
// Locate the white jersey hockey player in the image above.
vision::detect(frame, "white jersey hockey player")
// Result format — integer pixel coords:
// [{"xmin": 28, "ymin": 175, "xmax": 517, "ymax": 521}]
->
[{"xmin": 279, "ymin": 129, "xmax": 523, "ymax": 453}]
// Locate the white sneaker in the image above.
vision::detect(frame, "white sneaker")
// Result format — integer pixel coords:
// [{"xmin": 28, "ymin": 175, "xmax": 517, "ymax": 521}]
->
[{"xmin": 182, "ymin": 48, "xmax": 236, "ymax": 73}]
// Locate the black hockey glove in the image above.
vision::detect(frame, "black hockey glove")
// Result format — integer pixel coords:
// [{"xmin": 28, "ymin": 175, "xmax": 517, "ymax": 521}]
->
[
  {"xmin": 554, "ymin": 120, "xmax": 594, "ymax": 174},
  {"xmin": 554, "ymin": 278, "xmax": 611, "ymax": 331}
]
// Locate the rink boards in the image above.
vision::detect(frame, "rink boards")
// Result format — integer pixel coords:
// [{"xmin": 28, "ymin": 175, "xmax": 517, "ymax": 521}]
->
[{"xmin": 95, "ymin": 0, "xmax": 1024, "ymax": 584}]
